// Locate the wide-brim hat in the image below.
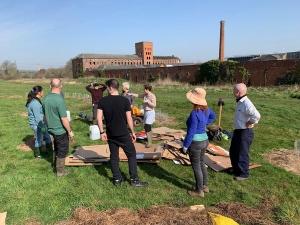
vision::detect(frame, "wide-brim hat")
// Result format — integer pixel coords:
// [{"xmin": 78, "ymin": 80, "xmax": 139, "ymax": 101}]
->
[{"xmin": 186, "ymin": 87, "xmax": 207, "ymax": 106}]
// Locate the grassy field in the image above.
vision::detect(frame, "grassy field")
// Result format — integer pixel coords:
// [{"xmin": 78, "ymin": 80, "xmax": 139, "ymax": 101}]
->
[{"xmin": 0, "ymin": 78, "xmax": 299, "ymax": 224}]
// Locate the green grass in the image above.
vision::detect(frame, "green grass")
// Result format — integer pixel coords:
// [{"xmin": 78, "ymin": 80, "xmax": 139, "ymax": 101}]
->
[{"xmin": 0, "ymin": 79, "xmax": 300, "ymax": 224}]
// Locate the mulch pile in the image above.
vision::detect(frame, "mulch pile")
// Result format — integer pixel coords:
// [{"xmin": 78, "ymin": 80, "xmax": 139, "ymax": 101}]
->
[
  {"xmin": 56, "ymin": 206, "xmax": 211, "ymax": 225},
  {"xmin": 23, "ymin": 200, "xmax": 289, "ymax": 225}
]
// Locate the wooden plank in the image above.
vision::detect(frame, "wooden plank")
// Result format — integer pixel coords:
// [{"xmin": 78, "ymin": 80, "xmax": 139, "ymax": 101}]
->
[
  {"xmin": 207, "ymin": 143, "xmax": 230, "ymax": 157},
  {"xmin": 166, "ymin": 148, "xmax": 191, "ymax": 165},
  {"xmin": 164, "ymin": 140, "xmax": 182, "ymax": 149}
]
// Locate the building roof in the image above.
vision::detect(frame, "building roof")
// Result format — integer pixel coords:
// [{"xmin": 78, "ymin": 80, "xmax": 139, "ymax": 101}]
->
[
  {"xmin": 250, "ymin": 53, "xmax": 287, "ymax": 61},
  {"xmin": 153, "ymin": 55, "xmax": 180, "ymax": 60},
  {"xmin": 75, "ymin": 54, "xmax": 141, "ymax": 60}
]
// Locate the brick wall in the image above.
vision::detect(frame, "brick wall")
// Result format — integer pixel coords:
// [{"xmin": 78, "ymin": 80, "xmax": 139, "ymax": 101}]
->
[
  {"xmin": 239, "ymin": 59, "xmax": 300, "ymax": 86},
  {"xmin": 79, "ymin": 59, "xmax": 300, "ymax": 86},
  {"xmin": 84, "ymin": 64, "xmax": 200, "ymax": 83}
]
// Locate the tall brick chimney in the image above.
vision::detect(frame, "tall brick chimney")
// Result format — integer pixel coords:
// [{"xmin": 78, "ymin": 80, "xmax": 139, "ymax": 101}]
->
[{"xmin": 219, "ymin": 20, "xmax": 225, "ymax": 62}]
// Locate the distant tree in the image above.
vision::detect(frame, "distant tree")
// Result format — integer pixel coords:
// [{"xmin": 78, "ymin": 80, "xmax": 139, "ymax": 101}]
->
[
  {"xmin": 220, "ymin": 60, "xmax": 239, "ymax": 83},
  {"xmin": 197, "ymin": 60, "xmax": 221, "ymax": 84},
  {"xmin": 0, "ymin": 60, "xmax": 18, "ymax": 78},
  {"xmin": 196, "ymin": 60, "xmax": 249, "ymax": 85},
  {"xmin": 239, "ymin": 66, "xmax": 251, "ymax": 84}
]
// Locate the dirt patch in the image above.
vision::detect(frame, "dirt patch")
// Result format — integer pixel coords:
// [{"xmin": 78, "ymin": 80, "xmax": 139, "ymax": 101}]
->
[
  {"xmin": 20, "ymin": 112, "xmax": 28, "ymax": 117},
  {"xmin": 56, "ymin": 206, "xmax": 211, "ymax": 225},
  {"xmin": 0, "ymin": 95, "xmax": 23, "ymax": 99},
  {"xmin": 25, "ymin": 201, "xmax": 286, "ymax": 225},
  {"xmin": 17, "ymin": 136, "xmax": 34, "ymax": 152},
  {"xmin": 265, "ymin": 149, "xmax": 300, "ymax": 175},
  {"xmin": 155, "ymin": 111, "xmax": 177, "ymax": 127},
  {"xmin": 210, "ymin": 202, "xmax": 278, "ymax": 225}
]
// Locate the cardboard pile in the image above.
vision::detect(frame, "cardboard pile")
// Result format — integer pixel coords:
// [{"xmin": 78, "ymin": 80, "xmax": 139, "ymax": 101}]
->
[
  {"xmin": 159, "ymin": 135, "xmax": 261, "ymax": 172},
  {"xmin": 65, "ymin": 143, "xmax": 163, "ymax": 166},
  {"xmin": 152, "ymin": 127, "xmax": 186, "ymax": 141}
]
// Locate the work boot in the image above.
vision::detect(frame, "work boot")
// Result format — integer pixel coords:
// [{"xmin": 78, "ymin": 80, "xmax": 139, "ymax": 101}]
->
[
  {"xmin": 187, "ymin": 189, "xmax": 205, "ymax": 198},
  {"xmin": 203, "ymin": 185, "xmax": 209, "ymax": 193},
  {"xmin": 33, "ymin": 147, "xmax": 41, "ymax": 159},
  {"xmin": 56, "ymin": 158, "xmax": 69, "ymax": 177},
  {"xmin": 130, "ymin": 178, "xmax": 148, "ymax": 188},
  {"xmin": 145, "ymin": 131, "xmax": 153, "ymax": 148}
]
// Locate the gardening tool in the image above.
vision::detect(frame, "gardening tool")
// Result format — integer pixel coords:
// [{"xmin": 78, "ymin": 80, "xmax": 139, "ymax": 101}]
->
[{"xmin": 217, "ymin": 98, "xmax": 225, "ymax": 127}]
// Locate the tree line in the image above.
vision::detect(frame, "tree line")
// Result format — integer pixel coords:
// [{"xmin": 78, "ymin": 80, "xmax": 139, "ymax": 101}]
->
[{"xmin": 0, "ymin": 60, "xmax": 73, "ymax": 79}]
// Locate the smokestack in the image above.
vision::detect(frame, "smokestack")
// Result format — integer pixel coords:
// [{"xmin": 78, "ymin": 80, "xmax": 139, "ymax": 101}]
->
[{"xmin": 219, "ymin": 20, "xmax": 225, "ymax": 62}]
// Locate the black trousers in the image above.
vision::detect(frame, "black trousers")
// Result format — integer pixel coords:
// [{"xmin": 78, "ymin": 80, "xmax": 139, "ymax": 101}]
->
[
  {"xmin": 188, "ymin": 140, "xmax": 209, "ymax": 191},
  {"xmin": 229, "ymin": 128, "xmax": 254, "ymax": 178},
  {"xmin": 108, "ymin": 134, "xmax": 138, "ymax": 180},
  {"xmin": 92, "ymin": 104, "xmax": 98, "ymax": 121},
  {"xmin": 51, "ymin": 132, "xmax": 69, "ymax": 158}
]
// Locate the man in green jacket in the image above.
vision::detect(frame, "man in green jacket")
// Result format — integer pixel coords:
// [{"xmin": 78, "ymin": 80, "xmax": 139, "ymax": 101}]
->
[{"xmin": 43, "ymin": 78, "xmax": 74, "ymax": 176}]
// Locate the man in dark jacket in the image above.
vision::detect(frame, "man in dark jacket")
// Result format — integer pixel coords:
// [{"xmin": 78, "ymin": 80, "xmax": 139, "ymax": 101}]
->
[
  {"xmin": 97, "ymin": 79, "xmax": 148, "ymax": 187},
  {"xmin": 86, "ymin": 82, "xmax": 106, "ymax": 124}
]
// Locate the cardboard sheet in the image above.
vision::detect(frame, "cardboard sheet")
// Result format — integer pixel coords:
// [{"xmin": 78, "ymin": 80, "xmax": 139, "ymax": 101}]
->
[
  {"xmin": 0, "ymin": 212, "xmax": 6, "ymax": 225},
  {"xmin": 66, "ymin": 143, "xmax": 163, "ymax": 166}
]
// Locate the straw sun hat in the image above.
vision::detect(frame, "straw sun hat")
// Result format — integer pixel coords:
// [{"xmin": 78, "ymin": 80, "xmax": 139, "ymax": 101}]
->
[{"xmin": 186, "ymin": 87, "xmax": 207, "ymax": 106}]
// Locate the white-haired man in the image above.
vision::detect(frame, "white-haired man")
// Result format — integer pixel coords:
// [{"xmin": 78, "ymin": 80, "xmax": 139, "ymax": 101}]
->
[{"xmin": 230, "ymin": 83, "xmax": 260, "ymax": 181}]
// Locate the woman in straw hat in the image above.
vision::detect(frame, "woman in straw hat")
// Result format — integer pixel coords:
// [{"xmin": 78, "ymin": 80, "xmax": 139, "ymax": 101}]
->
[{"xmin": 183, "ymin": 87, "xmax": 216, "ymax": 197}]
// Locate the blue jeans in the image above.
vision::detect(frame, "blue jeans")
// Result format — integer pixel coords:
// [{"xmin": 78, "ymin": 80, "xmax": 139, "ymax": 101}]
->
[
  {"xmin": 188, "ymin": 140, "xmax": 209, "ymax": 191},
  {"xmin": 32, "ymin": 126, "xmax": 52, "ymax": 148}
]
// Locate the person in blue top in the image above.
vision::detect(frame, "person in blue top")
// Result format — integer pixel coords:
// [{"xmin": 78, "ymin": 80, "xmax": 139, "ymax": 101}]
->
[
  {"xmin": 183, "ymin": 87, "xmax": 216, "ymax": 198},
  {"xmin": 26, "ymin": 86, "xmax": 52, "ymax": 158}
]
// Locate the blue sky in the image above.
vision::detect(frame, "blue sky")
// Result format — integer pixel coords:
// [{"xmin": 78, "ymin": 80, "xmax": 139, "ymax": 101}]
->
[{"xmin": 0, "ymin": 0, "xmax": 299, "ymax": 70}]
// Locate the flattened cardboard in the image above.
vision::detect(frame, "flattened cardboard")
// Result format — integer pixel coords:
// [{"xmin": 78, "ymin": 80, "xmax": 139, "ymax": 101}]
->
[
  {"xmin": 204, "ymin": 153, "xmax": 262, "ymax": 172},
  {"xmin": 0, "ymin": 212, "xmax": 7, "ymax": 225},
  {"xmin": 204, "ymin": 153, "xmax": 232, "ymax": 171}
]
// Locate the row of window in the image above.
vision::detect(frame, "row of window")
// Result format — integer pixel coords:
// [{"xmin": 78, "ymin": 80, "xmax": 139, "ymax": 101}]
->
[{"xmin": 145, "ymin": 52, "xmax": 152, "ymax": 55}]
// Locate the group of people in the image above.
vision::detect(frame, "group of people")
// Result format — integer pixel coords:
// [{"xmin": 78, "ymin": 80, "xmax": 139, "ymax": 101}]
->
[
  {"xmin": 26, "ymin": 78, "xmax": 260, "ymax": 195},
  {"xmin": 182, "ymin": 83, "xmax": 260, "ymax": 197},
  {"xmin": 26, "ymin": 79, "xmax": 73, "ymax": 176}
]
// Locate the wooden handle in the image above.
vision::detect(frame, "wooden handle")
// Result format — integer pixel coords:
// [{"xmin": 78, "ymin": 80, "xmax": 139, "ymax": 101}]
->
[{"xmin": 218, "ymin": 105, "xmax": 222, "ymax": 127}]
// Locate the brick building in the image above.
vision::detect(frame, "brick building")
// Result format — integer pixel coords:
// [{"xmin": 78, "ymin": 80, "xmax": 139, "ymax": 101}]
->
[{"xmin": 72, "ymin": 41, "xmax": 180, "ymax": 78}]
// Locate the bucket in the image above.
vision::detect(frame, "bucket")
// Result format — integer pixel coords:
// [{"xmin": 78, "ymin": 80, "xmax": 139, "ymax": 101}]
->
[
  {"xmin": 89, "ymin": 125, "xmax": 100, "ymax": 140},
  {"xmin": 66, "ymin": 111, "xmax": 71, "ymax": 122}
]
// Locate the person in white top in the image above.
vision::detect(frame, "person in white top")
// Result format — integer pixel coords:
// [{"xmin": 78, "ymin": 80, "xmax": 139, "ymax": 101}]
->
[{"xmin": 230, "ymin": 83, "xmax": 261, "ymax": 181}]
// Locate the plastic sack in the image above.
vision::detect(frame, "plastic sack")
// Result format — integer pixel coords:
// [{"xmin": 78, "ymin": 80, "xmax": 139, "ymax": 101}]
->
[{"xmin": 208, "ymin": 212, "xmax": 239, "ymax": 225}]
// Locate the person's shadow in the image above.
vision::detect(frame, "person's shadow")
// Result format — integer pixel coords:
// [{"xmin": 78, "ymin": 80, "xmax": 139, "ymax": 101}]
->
[
  {"xmin": 138, "ymin": 163, "xmax": 193, "ymax": 189},
  {"xmin": 93, "ymin": 163, "xmax": 128, "ymax": 182},
  {"xmin": 21, "ymin": 135, "xmax": 54, "ymax": 165}
]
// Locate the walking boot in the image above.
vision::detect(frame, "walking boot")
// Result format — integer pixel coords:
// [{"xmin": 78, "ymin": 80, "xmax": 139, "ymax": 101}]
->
[
  {"xmin": 203, "ymin": 185, "xmax": 209, "ymax": 193},
  {"xmin": 33, "ymin": 147, "xmax": 41, "ymax": 159},
  {"xmin": 145, "ymin": 131, "xmax": 153, "ymax": 148},
  {"xmin": 56, "ymin": 158, "xmax": 69, "ymax": 177},
  {"xmin": 187, "ymin": 189, "xmax": 205, "ymax": 198},
  {"xmin": 130, "ymin": 178, "xmax": 148, "ymax": 187}
]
